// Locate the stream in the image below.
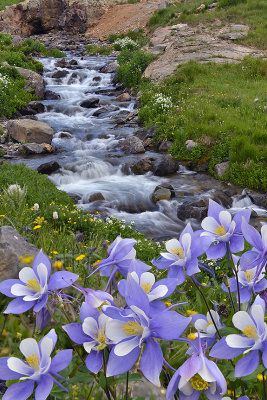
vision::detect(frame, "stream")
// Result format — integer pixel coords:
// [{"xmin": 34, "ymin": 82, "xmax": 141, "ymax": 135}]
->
[{"xmin": 11, "ymin": 54, "xmax": 267, "ymax": 240}]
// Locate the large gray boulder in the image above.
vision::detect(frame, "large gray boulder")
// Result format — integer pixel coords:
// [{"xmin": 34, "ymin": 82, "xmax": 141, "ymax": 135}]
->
[
  {"xmin": 120, "ymin": 136, "xmax": 145, "ymax": 154},
  {"xmin": 15, "ymin": 67, "xmax": 45, "ymax": 98},
  {"xmin": 7, "ymin": 119, "xmax": 54, "ymax": 144},
  {"xmin": 0, "ymin": 226, "xmax": 38, "ymax": 281},
  {"xmin": 153, "ymin": 155, "xmax": 179, "ymax": 176}
]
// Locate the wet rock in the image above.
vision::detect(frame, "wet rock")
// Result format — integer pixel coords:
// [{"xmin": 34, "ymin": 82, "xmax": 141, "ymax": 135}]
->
[
  {"xmin": 152, "ymin": 184, "xmax": 175, "ymax": 202},
  {"xmin": 143, "ymin": 137, "xmax": 154, "ymax": 149},
  {"xmin": 135, "ymin": 126, "xmax": 157, "ymax": 141},
  {"xmin": 21, "ymin": 101, "xmax": 45, "ymax": 116},
  {"xmin": 212, "ymin": 190, "xmax": 232, "ymax": 208},
  {"xmin": 214, "ymin": 161, "xmax": 229, "ymax": 177},
  {"xmin": 131, "ymin": 157, "xmax": 154, "ymax": 175},
  {"xmin": 177, "ymin": 199, "xmax": 208, "ymax": 221},
  {"xmin": 56, "ymin": 58, "xmax": 78, "ymax": 68},
  {"xmin": 15, "ymin": 67, "xmax": 45, "ymax": 98},
  {"xmin": 185, "ymin": 139, "xmax": 198, "ymax": 151},
  {"xmin": 93, "ymin": 76, "xmax": 101, "ymax": 82},
  {"xmin": 42, "ymin": 143, "xmax": 54, "ymax": 153},
  {"xmin": 45, "ymin": 90, "xmax": 60, "ymax": 100},
  {"xmin": 159, "ymin": 140, "xmax": 172, "ymax": 152},
  {"xmin": 80, "ymin": 98, "xmax": 99, "ymax": 108},
  {"xmin": 116, "ymin": 92, "xmax": 131, "ymax": 102},
  {"xmin": 0, "ymin": 226, "xmax": 39, "ymax": 280},
  {"xmin": 100, "ymin": 61, "xmax": 119, "ymax": 73},
  {"xmin": 7, "ymin": 119, "xmax": 54, "ymax": 144},
  {"xmin": 22, "ymin": 143, "xmax": 47, "ymax": 155},
  {"xmin": 92, "ymin": 107, "xmax": 108, "ymax": 117},
  {"xmin": 120, "ymin": 136, "xmax": 145, "ymax": 154},
  {"xmin": 52, "ymin": 69, "xmax": 69, "ymax": 79},
  {"xmin": 58, "ymin": 131, "xmax": 73, "ymax": 139},
  {"xmin": 37, "ymin": 161, "xmax": 61, "ymax": 175},
  {"xmin": 153, "ymin": 154, "xmax": 179, "ymax": 176},
  {"xmin": 89, "ymin": 192, "xmax": 105, "ymax": 202},
  {"xmin": 244, "ymin": 189, "xmax": 266, "ymax": 209},
  {"xmin": 68, "ymin": 193, "xmax": 81, "ymax": 203}
]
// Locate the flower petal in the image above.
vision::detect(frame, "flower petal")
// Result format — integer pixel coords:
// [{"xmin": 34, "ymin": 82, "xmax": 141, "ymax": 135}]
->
[
  {"xmin": 19, "ymin": 267, "xmax": 38, "ymax": 284},
  {"xmin": 0, "ymin": 358, "xmax": 23, "ymax": 380},
  {"xmin": 82, "ymin": 317, "xmax": 98, "ymax": 338},
  {"xmin": 166, "ymin": 239, "xmax": 181, "ymax": 254},
  {"xmin": 37, "ymin": 263, "xmax": 48, "ymax": 288},
  {"xmin": 0, "ymin": 279, "xmax": 22, "ymax": 297},
  {"xmin": 106, "ymin": 346, "xmax": 140, "ymax": 377},
  {"xmin": 219, "ymin": 211, "xmax": 232, "ymax": 231},
  {"xmin": 7, "ymin": 357, "xmax": 33, "ymax": 376},
  {"xmin": 32, "ymin": 251, "xmax": 51, "ymax": 278},
  {"xmin": 4, "ymin": 298, "xmax": 35, "ymax": 314},
  {"xmin": 201, "ymin": 217, "xmax": 219, "ymax": 234},
  {"xmin": 20, "ymin": 338, "xmax": 40, "ymax": 359},
  {"xmin": 234, "ymin": 350, "xmax": 259, "ymax": 377},
  {"xmin": 63, "ymin": 323, "xmax": 90, "ymax": 344},
  {"xmin": 114, "ymin": 336, "xmax": 140, "ymax": 356},
  {"xmin": 35, "ymin": 374, "xmax": 53, "ymax": 400},
  {"xmin": 140, "ymin": 339, "xmax": 163, "ymax": 386},
  {"xmin": 50, "ymin": 349, "xmax": 73, "ymax": 373},
  {"xmin": 226, "ymin": 334, "xmax": 254, "ymax": 349},
  {"xmin": 48, "ymin": 271, "xmax": 79, "ymax": 290},
  {"xmin": 232, "ymin": 311, "xmax": 255, "ymax": 332},
  {"xmin": 85, "ymin": 351, "xmax": 103, "ymax": 374},
  {"xmin": 2, "ymin": 380, "xmax": 34, "ymax": 400}
]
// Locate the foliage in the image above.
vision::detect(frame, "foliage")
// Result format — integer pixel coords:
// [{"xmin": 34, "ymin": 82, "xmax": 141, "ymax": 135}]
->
[
  {"xmin": 147, "ymin": 0, "xmax": 267, "ymax": 49},
  {"xmin": 108, "ymin": 29, "xmax": 148, "ymax": 47},
  {"xmin": 86, "ymin": 44, "xmax": 113, "ymax": 56},
  {"xmin": 117, "ymin": 49, "xmax": 154, "ymax": 88},
  {"xmin": 138, "ymin": 58, "xmax": 267, "ymax": 190}
]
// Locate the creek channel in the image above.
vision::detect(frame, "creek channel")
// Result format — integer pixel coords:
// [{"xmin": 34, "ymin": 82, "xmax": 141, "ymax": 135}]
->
[{"xmin": 12, "ymin": 54, "xmax": 267, "ymax": 240}]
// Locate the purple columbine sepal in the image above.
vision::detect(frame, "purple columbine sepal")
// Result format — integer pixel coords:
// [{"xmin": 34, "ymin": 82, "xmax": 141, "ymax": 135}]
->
[
  {"xmin": 0, "ymin": 329, "xmax": 72, "ymax": 400},
  {"xmin": 0, "ymin": 250, "xmax": 79, "ymax": 314}
]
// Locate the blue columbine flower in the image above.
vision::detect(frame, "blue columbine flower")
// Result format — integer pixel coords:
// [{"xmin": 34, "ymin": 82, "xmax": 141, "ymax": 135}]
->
[
  {"xmin": 0, "ymin": 251, "xmax": 79, "ymax": 314},
  {"xmin": 222, "ymin": 255, "xmax": 267, "ymax": 303},
  {"xmin": 63, "ymin": 302, "xmax": 111, "ymax": 374},
  {"xmin": 153, "ymin": 223, "xmax": 212, "ymax": 285},
  {"xmin": 201, "ymin": 199, "xmax": 251, "ymax": 259},
  {"xmin": 240, "ymin": 218, "xmax": 267, "ymax": 278},
  {"xmin": 210, "ymin": 295, "xmax": 267, "ymax": 377},
  {"xmin": 0, "ymin": 329, "xmax": 72, "ymax": 400},
  {"xmin": 166, "ymin": 334, "xmax": 227, "ymax": 400},
  {"xmin": 103, "ymin": 275, "xmax": 191, "ymax": 386}
]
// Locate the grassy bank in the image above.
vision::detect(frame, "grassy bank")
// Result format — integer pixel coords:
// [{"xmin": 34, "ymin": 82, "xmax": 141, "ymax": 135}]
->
[
  {"xmin": 0, "ymin": 0, "xmax": 23, "ymax": 10},
  {"xmin": 148, "ymin": 0, "xmax": 267, "ymax": 49},
  {"xmin": 0, "ymin": 33, "xmax": 65, "ymax": 117}
]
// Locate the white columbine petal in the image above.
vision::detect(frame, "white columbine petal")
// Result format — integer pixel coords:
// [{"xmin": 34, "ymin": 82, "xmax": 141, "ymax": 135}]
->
[
  {"xmin": 83, "ymin": 341, "xmax": 97, "ymax": 353},
  {"xmin": 262, "ymin": 224, "xmax": 267, "ymax": 248},
  {"xmin": 166, "ymin": 239, "xmax": 181, "ymax": 254},
  {"xmin": 19, "ymin": 267, "xmax": 38, "ymax": 284},
  {"xmin": 37, "ymin": 263, "xmax": 48, "ymax": 288},
  {"xmin": 195, "ymin": 318, "xmax": 209, "ymax": 332},
  {"xmin": 105, "ymin": 319, "xmax": 129, "ymax": 343},
  {"xmin": 218, "ymin": 211, "xmax": 232, "ymax": 231},
  {"xmin": 181, "ymin": 233, "xmax": 191, "ymax": 256},
  {"xmin": 114, "ymin": 336, "xmax": 140, "ymax": 356},
  {"xmin": 7, "ymin": 357, "xmax": 33, "ymax": 376},
  {"xmin": 201, "ymin": 217, "xmax": 219, "ymax": 234},
  {"xmin": 82, "ymin": 317, "xmax": 98, "ymax": 338},
  {"xmin": 11, "ymin": 284, "xmax": 34, "ymax": 297},
  {"xmin": 250, "ymin": 305, "xmax": 267, "ymax": 338},
  {"xmin": 20, "ymin": 338, "xmax": 40, "ymax": 359},
  {"xmin": 232, "ymin": 311, "xmax": 255, "ymax": 332},
  {"xmin": 140, "ymin": 272, "xmax": 155, "ymax": 288},
  {"xmin": 178, "ymin": 376, "xmax": 194, "ymax": 396},
  {"xmin": 121, "ymin": 247, "xmax": 136, "ymax": 261},
  {"xmin": 198, "ymin": 360, "xmax": 216, "ymax": 383},
  {"xmin": 148, "ymin": 285, "xmax": 168, "ymax": 301},
  {"xmin": 40, "ymin": 337, "xmax": 53, "ymax": 368},
  {"xmin": 226, "ymin": 334, "xmax": 254, "ymax": 348}
]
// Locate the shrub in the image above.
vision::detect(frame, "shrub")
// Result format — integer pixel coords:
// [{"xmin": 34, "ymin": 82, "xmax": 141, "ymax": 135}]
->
[{"xmin": 117, "ymin": 49, "xmax": 154, "ymax": 88}]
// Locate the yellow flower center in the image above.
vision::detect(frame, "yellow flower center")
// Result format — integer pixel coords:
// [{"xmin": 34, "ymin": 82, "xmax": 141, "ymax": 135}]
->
[
  {"xmin": 188, "ymin": 333, "xmax": 197, "ymax": 341},
  {"xmin": 244, "ymin": 270, "xmax": 254, "ymax": 283},
  {"xmin": 122, "ymin": 321, "xmax": 143, "ymax": 336},
  {"xmin": 243, "ymin": 324, "xmax": 258, "ymax": 340},
  {"xmin": 26, "ymin": 354, "xmax": 40, "ymax": 371},
  {"xmin": 171, "ymin": 247, "xmax": 185, "ymax": 258},
  {"xmin": 26, "ymin": 279, "xmax": 41, "ymax": 293},
  {"xmin": 190, "ymin": 374, "xmax": 210, "ymax": 391},
  {"xmin": 141, "ymin": 282, "xmax": 152, "ymax": 294},
  {"xmin": 214, "ymin": 225, "xmax": 226, "ymax": 236},
  {"xmin": 95, "ymin": 328, "xmax": 107, "ymax": 352}
]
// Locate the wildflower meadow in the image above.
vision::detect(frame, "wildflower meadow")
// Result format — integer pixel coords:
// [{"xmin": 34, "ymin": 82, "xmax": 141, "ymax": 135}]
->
[{"xmin": 0, "ymin": 195, "xmax": 266, "ymax": 400}]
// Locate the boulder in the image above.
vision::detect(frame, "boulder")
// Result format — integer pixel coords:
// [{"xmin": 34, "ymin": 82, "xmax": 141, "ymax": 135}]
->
[
  {"xmin": 45, "ymin": 90, "xmax": 60, "ymax": 100},
  {"xmin": 0, "ymin": 0, "xmax": 106, "ymax": 36},
  {"xmin": 52, "ymin": 69, "xmax": 69, "ymax": 79},
  {"xmin": 131, "ymin": 157, "xmax": 154, "ymax": 175},
  {"xmin": 21, "ymin": 101, "xmax": 45, "ymax": 116},
  {"xmin": 153, "ymin": 155, "xmax": 179, "ymax": 176},
  {"xmin": 214, "ymin": 161, "xmax": 229, "ymax": 177},
  {"xmin": 89, "ymin": 192, "xmax": 105, "ymax": 202},
  {"xmin": 12, "ymin": 35, "xmax": 24, "ymax": 46},
  {"xmin": 158, "ymin": 140, "xmax": 172, "ymax": 152},
  {"xmin": 68, "ymin": 193, "xmax": 81, "ymax": 203},
  {"xmin": 0, "ymin": 226, "xmax": 39, "ymax": 281},
  {"xmin": 22, "ymin": 143, "xmax": 47, "ymax": 155},
  {"xmin": 37, "ymin": 161, "xmax": 61, "ymax": 175},
  {"xmin": 177, "ymin": 199, "xmax": 208, "ymax": 221},
  {"xmin": 93, "ymin": 76, "xmax": 101, "ymax": 82},
  {"xmin": 152, "ymin": 184, "xmax": 175, "ymax": 202},
  {"xmin": 100, "ymin": 61, "xmax": 119, "ymax": 73},
  {"xmin": 244, "ymin": 189, "xmax": 267, "ymax": 209},
  {"xmin": 15, "ymin": 67, "xmax": 45, "ymax": 98},
  {"xmin": 58, "ymin": 131, "xmax": 73, "ymax": 139},
  {"xmin": 120, "ymin": 136, "xmax": 145, "ymax": 154},
  {"xmin": 135, "ymin": 126, "xmax": 157, "ymax": 141},
  {"xmin": 80, "ymin": 98, "xmax": 99, "ymax": 108},
  {"xmin": 41, "ymin": 143, "xmax": 54, "ymax": 153},
  {"xmin": 185, "ymin": 139, "xmax": 198, "ymax": 151},
  {"xmin": 116, "ymin": 93, "xmax": 131, "ymax": 102},
  {"xmin": 7, "ymin": 119, "xmax": 54, "ymax": 144}
]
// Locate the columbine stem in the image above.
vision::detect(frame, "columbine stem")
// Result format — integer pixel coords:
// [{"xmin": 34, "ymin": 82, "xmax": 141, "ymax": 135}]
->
[
  {"xmin": 190, "ymin": 276, "xmax": 221, "ymax": 339},
  {"xmin": 125, "ymin": 371, "xmax": 129, "ymax": 400},
  {"xmin": 226, "ymin": 243, "xmax": 241, "ymax": 311}
]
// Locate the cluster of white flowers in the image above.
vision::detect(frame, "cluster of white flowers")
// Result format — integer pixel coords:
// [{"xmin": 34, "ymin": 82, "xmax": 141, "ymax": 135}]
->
[
  {"xmin": 7, "ymin": 184, "xmax": 24, "ymax": 195},
  {"xmin": 113, "ymin": 37, "xmax": 138, "ymax": 50},
  {"xmin": 0, "ymin": 72, "xmax": 10, "ymax": 88},
  {"xmin": 153, "ymin": 93, "xmax": 173, "ymax": 112}
]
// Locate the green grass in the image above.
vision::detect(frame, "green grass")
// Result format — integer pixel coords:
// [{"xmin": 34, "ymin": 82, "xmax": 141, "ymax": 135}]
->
[
  {"xmin": 0, "ymin": 0, "xmax": 23, "ymax": 10},
  {"xmin": 147, "ymin": 0, "xmax": 267, "ymax": 49},
  {"xmin": 86, "ymin": 44, "xmax": 113, "ymax": 56},
  {"xmin": 138, "ymin": 58, "xmax": 267, "ymax": 190}
]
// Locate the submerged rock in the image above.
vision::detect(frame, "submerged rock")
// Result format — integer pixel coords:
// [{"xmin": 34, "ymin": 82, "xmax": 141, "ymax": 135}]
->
[
  {"xmin": 37, "ymin": 161, "xmax": 61, "ymax": 175},
  {"xmin": 80, "ymin": 98, "xmax": 99, "ymax": 108},
  {"xmin": 152, "ymin": 184, "xmax": 175, "ymax": 202},
  {"xmin": 131, "ymin": 157, "xmax": 154, "ymax": 175},
  {"xmin": 89, "ymin": 192, "xmax": 105, "ymax": 202}
]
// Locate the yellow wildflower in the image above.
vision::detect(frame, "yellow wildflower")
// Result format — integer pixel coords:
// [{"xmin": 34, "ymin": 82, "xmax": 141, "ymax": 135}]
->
[
  {"xmin": 16, "ymin": 332, "xmax": 22, "ymax": 338},
  {"xmin": 19, "ymin": 255, "xmax": 34, "ymax": 265},
  {"xmin": 33, "ymin": 225, "xmax": 42, "ymax": 230},
  {"xmin": 53, "ymin": 261, "xmax": 64, "ymax": 270},
  {"xmin": 186, "ymin": 310, "xmax": 198, "ymax": 316},
  {"xmin": 51, "ymin": 251, "xmax": 58, "ymax": 255},
  {"xmin": 76, "ymin": 254, "xmax": 86, "ymax": 261},
  {"xmin": 257, "ymin": 374, "xmax": 267, "ymax": 381},
  {"xmin": 92, "ymin": 259, "xmax": 101, "ymax": 266},
  {"xmin": 0, "ymin": 215, "xmax": 5, "ymax": 217},
  {"xmin": 66, "ymin": 267, "xmax": 72, "ymax": 271}
]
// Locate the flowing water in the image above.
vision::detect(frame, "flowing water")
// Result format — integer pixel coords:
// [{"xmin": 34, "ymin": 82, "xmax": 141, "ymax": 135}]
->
[{"xmin": 12, "ymin": 55, "xmax": 267, "ymax": 240}]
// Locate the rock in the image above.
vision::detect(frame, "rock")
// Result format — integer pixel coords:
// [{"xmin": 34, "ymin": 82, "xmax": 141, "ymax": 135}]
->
[
  {"xmin": 41, "ymin": 143, "xmax": 54, "ymax": 153},
  {"xmin": 15, "ymin": 67, "xmax": 45, "ymax": 98},
  {"xmin": 22, "ymin": 143, "xmax": 47, "ymax": 155},
  {"xmin": 196, "ymin": 4, "xmax": 205, "ymax": 12},
  {"xmin": 185, "ymin": 139, "xmax": 198, "ymax": 151},
  {"xmin": 100, "ymin": 61, "xmax": 119, "ymax": 73},
  {"xmin": 7, "ymin": 119, "xmax": 54, "ymax": 144},
  {"xmin": 52, "ymin": 69, "xmax": 69, "ymax": 79},
  {"xmin": 0, "ymin": 226, "xmax": 39, "ymax": 280},
  {"xmin": 153, "ymin": 155, "xmax": 179, "ymax": 176},
  {"xmin": 21, "ymin": 101, "xmax": 45, "ymax": 116},
  {"xmin": 177, "ymin": 200, "xmax": 208, "ymax": 221},
  {"xmin": 67, "ymin": 193, "xmax": 81, "ymax": 203},
  {"xmin": 45, "ymin": 90, "xmax": 60, "ymax": 100},
  {"xmin": 120, "ymin": 136, "xmax": 145, "ymax": 154},
  {"xmin": 12, "ymin": 35, "xmax": 24, "ymax": 46},
  {"xmin": 89, "ymin": 192, "xmax": 105, "ymax": 202},
  {"xmin": 214, "ymin": 161, "xmax": 229, "ymax": 177},
  {"xmin": 93, "ymin": 76, "xmax": 101, "ymax": 82},
  {"xmin": 158, "ymin": 140, "xmax": 172, "ymax": 152},
  {"xmin": 244, "ymin": 189, "xmax": 266, "ymax": 209},
  {"xmin": 80, "ymin": 98, "xmax": 99, "ymax": 108},
  {"xmin": 135, "ymin": 126, "xmax": 157, "ymax": 141},
  {"xmin": 37, "ymin": 161, "xmax": 60, "ymax": 175},
  {"xmin": 131, "ymin": 157, "xmax": 153, "ymax": 175},
  {"xmin": 116, "ymin": 93, "xmax": 131, "ymax": 102},
  {"xmin": 92, "ymin": 107, "xmax": 108, "ymax": 117},
  {"xmin": 208, "ymin": 2, "xmax": 217, "ymax": 9},
  {"xmin": 0, "ymin": 0, "xmax": 106, "ymax": 36},
  {"xmin": 58, "ymin": 131, "xmax": 73, "ymax": 139},
  {"xmin": 143, "ymin": 137, "xmax": 154, "ymax": 149},
  {"xmin": 56, "ymin": 58, "xmax": 78, "ymax": 68},
  {"xmin": 152, "ymin": 184, "xmax": 175, "ymax": 202}
]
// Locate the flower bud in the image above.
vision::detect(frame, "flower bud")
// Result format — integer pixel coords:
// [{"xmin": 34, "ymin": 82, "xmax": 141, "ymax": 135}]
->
[
  {"xmin": 33, "ymin": 203, "xmax": 39, "ymax": 211},
  {"xmin": 53, "ymin": 211, "xmax": 58, "ymax": 220}
]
